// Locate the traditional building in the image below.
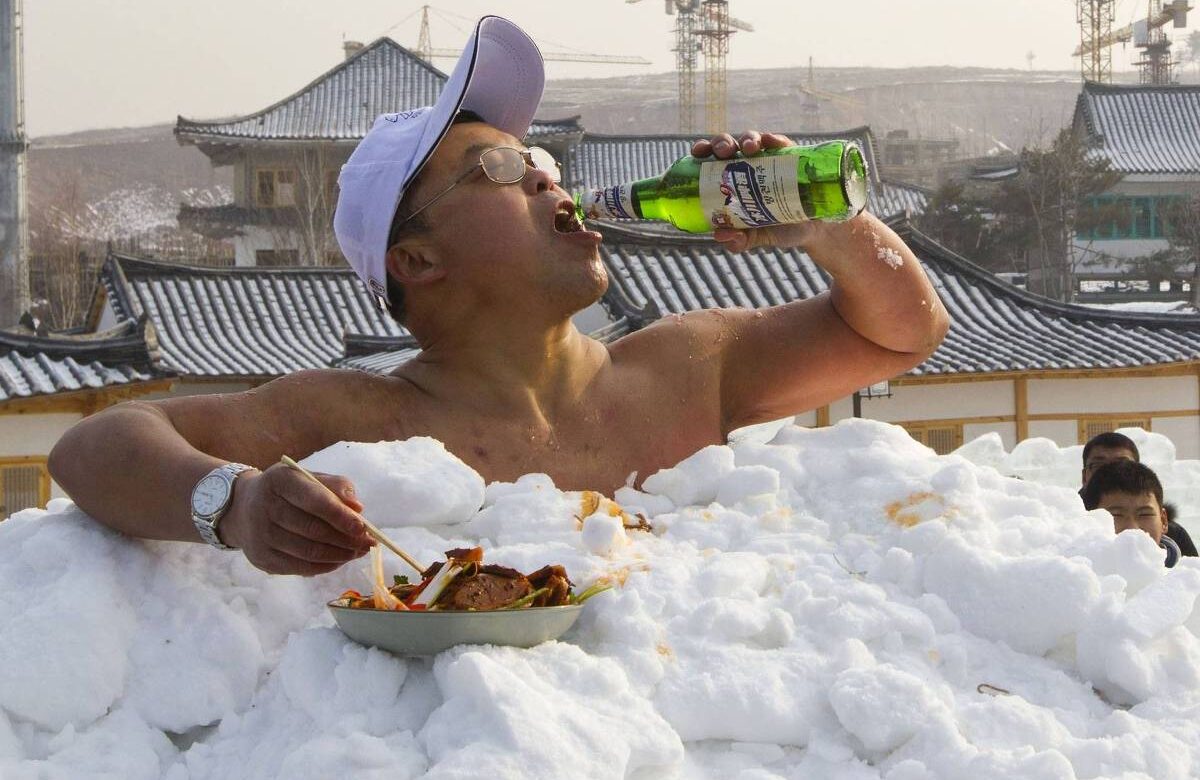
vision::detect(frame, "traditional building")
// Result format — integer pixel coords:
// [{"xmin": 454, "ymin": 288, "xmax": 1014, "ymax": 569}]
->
[
  {"xmin": 1070, "ymin": 82, "xmax": 1200, "ymax": 302},
  {"xmin": 175, "ymin": 38, "xmax": 583, "ymax": 267}
]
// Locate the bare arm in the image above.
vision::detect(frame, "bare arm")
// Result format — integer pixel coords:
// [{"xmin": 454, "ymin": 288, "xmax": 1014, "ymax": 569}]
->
[
  {"xmin": 682, "ymin": 131, "xmax": 950, "ymax": 432},
  {"xmin": 49, "ymin": 370, "xmax": 377, "ymax": 575}
]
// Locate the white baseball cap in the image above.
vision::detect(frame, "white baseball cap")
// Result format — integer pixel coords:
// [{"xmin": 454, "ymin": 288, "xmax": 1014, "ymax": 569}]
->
[{"xmin": 334, "ymin": 16, "xmax": 545, "ymax": 309}]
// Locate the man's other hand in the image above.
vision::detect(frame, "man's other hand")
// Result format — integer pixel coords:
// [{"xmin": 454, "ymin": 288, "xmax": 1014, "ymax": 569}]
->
[
  {"xmin": 220, "ymin": 464, "xmax": 375, "ymax": 576},
  {"xmin": 691, "ymin": 129, "xmax": 831, "ymax": 253}
]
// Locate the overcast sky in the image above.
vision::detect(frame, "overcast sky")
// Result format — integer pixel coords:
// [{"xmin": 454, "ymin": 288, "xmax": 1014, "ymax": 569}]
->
[{"xmin": 25, "ymin": 0, "xmax": 1186, "ymax": 137}]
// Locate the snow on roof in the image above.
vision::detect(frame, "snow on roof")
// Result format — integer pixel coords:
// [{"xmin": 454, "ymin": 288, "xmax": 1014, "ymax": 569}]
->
[
  {"xmin": 174, "ymin": 38, "xmax": 583, "ymax": 144},
  {"xmin": 1074, "ymin": 82, "xmax": 1200, "ymax": 176},
  {"xmin": 98, "ymin": 216, "xmax": 1200, "ymax": 382},
  {"xmin": 99, "ymin": 254, "xmax": 406, "ymax": 379},
  {"xmin": 0, "ymin": 318, "xmax": 166, "ymax": 403},
  {"xmin": 3, "ymin": 424, "xmax": 1198, "ymax": 776}
]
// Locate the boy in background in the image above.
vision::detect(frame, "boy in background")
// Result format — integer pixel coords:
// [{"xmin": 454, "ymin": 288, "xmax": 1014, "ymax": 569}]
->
[
  {"xmin": 1080, "ymin": 432, "xmax": 1197, "ymax": 557},
  {"xmin": 1081, "ymin": 459, "xmax": 1181, "ymax": 567}
]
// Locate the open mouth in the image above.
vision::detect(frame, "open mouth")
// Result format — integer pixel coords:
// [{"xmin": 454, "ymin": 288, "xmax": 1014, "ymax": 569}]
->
[{"xmin": 553, "ymin": 202, "xmax": 585, "ymax": 234}]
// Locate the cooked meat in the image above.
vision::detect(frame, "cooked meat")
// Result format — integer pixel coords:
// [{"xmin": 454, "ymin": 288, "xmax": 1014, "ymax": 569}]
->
[
  {"xmin": 528, "ymin": 564, "xmax": 573, "ymax": 606},
  {"xmin": 437, "ymin": 571, "xmax": 533, "ymax": 610}
]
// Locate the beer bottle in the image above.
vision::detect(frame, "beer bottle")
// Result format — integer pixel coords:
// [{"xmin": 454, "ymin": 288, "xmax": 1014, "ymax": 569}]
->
[{"xmin": 574, "ymin": 140, "xmax": 868, "ymax": 234}]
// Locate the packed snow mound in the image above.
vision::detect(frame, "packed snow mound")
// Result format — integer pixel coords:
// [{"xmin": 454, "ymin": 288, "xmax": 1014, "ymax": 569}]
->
[{"xmin": 3, "ymin": 420, "xmax": 1200, "ymax": 780}]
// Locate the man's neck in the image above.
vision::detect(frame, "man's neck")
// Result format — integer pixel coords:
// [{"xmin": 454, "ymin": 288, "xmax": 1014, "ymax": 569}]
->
[{"xmin": 401, "ymin": 316, "xmax": 607, "ymax": 422}]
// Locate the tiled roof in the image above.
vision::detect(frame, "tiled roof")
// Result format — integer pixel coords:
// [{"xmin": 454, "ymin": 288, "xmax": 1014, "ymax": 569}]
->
[
  {"xmin": 0, "ymin": 318, "xmax": 165, "ymax": 403},
  {"xmin": 99, "ymin": 255, "xmax": 406, "ymax": 379},
  {"xmin": 175, "ymin": 38, "xmax": 582, "ymax": 143},
  {"xmin": 1074, "ymin": 82, "xmax": 1200, "ymax": 176},
  {"xmin": 564, "ymin": 129, "xmax": 926, "ymax": 219},
  {"xmin": 597, "ymin": 220, "xmax": 1200, "ymax": 376}
]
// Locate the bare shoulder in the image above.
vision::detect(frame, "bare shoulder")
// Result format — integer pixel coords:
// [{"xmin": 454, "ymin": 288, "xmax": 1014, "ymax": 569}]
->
[
  {"xmin": 155, "ymin": 369, "xmax": 414, "ymax": 466},
  {"xmin": 608, "ymin": 309, "xmax": 740, "ymax": 365}
]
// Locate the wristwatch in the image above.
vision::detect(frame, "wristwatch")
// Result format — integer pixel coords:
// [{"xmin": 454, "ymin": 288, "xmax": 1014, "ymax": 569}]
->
[{"xmin": 190, "ymin": 463, "xmax": 255, "ymax": 550}]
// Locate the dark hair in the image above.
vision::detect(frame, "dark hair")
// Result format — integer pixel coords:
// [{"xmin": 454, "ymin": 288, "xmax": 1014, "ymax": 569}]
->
[
  {"xmin": 1081, "ymin": 459, "xmax": 1163, "ymax": 511},
  {"xmin": 382, "ymin": 109, "xmax": 488, "ymax": 325},
  {"xmin": 1082, "ymin": 432, "xmax": 1140, "ymax": 467}
]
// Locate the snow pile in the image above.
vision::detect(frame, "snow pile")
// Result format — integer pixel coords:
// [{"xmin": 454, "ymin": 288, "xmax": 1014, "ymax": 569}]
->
[{"xmin": 4, "ymin": 421, "xmax": 1200, "ymax": 779}]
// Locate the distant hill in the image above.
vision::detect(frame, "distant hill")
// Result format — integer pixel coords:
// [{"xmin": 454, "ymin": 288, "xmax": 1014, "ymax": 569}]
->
[{"xmin": 28, "ymin": 66, "xmax": 1185, "ymax": 243}]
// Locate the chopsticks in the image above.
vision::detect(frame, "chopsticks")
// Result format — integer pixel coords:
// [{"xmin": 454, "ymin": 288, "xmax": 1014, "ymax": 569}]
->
[{"xmin": 279, "ymin": 455, "xmax": 427, "ymax": 576}]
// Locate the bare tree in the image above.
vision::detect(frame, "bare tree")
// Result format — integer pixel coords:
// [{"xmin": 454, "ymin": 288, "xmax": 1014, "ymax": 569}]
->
[
  {"xmin": 257, "ymin": 147, "xmax": 342, "ymax": 267},
  {"xmin": 1163, "ymin": 192, "xmax": 1200, "ymax": 307},
  {"xmin": 27, "ymin": 177, "xmax": 101, "ymax": 329}
]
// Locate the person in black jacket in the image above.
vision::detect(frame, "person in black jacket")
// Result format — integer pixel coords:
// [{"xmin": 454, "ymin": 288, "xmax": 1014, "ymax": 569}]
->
[
  {"xmin": 1081, "ymin": 460, "xmax": 1182, "ymax": 567},
  {"xmin": 1080, "ymin": 432, "xmax": 1198, "ymax": 557}
]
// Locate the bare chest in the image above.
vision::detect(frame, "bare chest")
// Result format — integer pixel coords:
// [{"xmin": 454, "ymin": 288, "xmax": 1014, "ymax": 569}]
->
[{"xmin": 383, "ymin": 386, "xmax": 721, "ymax": 495}]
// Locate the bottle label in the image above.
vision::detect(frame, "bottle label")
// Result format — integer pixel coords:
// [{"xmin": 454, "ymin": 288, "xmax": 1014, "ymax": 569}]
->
[
  {"xmin": 699, "ymin": 155, "xmax": 807, "ymax": 229},
  {"xmin": 579, "ymin": 185, "xmax": 636, "ymax": 221}
]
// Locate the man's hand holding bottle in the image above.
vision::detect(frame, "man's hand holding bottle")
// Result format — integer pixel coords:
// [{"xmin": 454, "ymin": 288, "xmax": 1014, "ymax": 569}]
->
[{"xmin": 692, "ymin": 129, "xmax": 840, "ymax": 254}]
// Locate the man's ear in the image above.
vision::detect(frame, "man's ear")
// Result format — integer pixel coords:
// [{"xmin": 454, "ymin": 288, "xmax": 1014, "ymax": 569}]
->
[
  {"xmin": 385, "ymin": 242, "xmax": 446, "ymax": 287},
  {"xmin": 1161, "ymin": 506, "xmax": 1170, "ymax": 535}
]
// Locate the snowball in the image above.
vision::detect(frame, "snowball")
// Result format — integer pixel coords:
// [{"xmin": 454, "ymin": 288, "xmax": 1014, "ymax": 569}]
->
[{"xmin": 580, "ymin": 512, "xmax": 627, "ymax": 556}]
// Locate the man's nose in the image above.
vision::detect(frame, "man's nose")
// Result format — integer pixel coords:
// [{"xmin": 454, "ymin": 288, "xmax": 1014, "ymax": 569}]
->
[{"xmin": 522, "ymin": 165, "xmax": 556, "ymax": 194}]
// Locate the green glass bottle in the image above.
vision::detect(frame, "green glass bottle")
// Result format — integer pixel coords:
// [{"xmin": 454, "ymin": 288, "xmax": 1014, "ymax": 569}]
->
[{"xmin": 575, "ymin": 140, "xmax": 869, "ymax": 234}]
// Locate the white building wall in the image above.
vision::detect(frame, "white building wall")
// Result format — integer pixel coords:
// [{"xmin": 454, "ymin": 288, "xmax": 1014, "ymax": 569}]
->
[
  {"xmin": 1073, "ymin": 238, "xmax": 1170, "ymax": 262},
  {"xmin": 864, "ymin": 380, "xmax": 1013, "ymax": 422},
  {"xmin": 813, "ymin": 374, "xmax": 1198, "ymax": 456},
  {"xmin": 233, "ymin": 226, "xmax": 299, "ymax": 267},
  {"xmin": 1151, "ymin": 416, "xmax": 1200, "ymax": 460},
  {"xmin": 965, "ymin": 421, "xmax": 1017, "ymax": 450},
  {"xmin": 1029, "ymin": 376, "xmax": 1197, "ymax": 415},
  {"xmin": 1028, "ymin": 419, "xmax": 1078, "ymax": 445},
  {"xmin": 0, "ymin": 412, "xmax": 83, "ymax": 499}
]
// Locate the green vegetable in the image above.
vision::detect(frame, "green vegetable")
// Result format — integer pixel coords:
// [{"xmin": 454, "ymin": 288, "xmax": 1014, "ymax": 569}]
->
[
  {"xmin": 393, "ymin": 575, "xmax": 410, "ymax": 587},
  {"xmin": 571, "ymin": 582, "xmax": 614, "ymax": 605},
  {"xmin": 502, "ymin": 587, "xmax": 551, "ymax": 610}
]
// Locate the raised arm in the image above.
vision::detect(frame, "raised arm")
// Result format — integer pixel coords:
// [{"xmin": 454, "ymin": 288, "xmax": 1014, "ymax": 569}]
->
[
  {"xmin": 685, "ymin": 131, "xmax": 950, "ymax": 433},
  {"xmin": 48, "ymin": 370, "xmax": 375, "ymax": 575}
]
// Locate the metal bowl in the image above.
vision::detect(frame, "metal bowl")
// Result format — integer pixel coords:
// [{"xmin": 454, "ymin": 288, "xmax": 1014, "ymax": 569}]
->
[{"xmin": 328, "ymin": 602, "xmax": 585, "ymax": 656}]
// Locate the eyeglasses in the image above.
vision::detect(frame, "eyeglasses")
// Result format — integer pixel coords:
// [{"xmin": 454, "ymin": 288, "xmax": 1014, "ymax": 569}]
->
[{"xmin": 390, "ymin": 146, "xmax": 561, "ymax": 240}]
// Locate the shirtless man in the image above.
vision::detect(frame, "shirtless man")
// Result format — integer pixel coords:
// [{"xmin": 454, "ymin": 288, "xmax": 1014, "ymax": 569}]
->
[{"xmin": 48, "ymin": 17, "xmax": 949, "ymax": 576}]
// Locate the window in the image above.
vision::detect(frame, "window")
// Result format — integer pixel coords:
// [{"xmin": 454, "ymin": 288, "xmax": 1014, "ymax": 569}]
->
[
  {"xmin": 0, "ymin": 458, "xmax": 51, "ymax": 520},
  {"xmin": 1077, "ymin": 195, "xmax": 1186, "ymax": 240},
  {"xmin": 901, "ymin": 423, "xmax": 963, "ymax": 455},
  {"xmin": 1078, "ymin": 416, "xmax": 1151, "ymax": 444},
  {"xmin": 254, "ymin": 249, "xmax": 300, "ymax": 267},
  {"xmin": 255, "ymin": 169, "xmax": 298, "ymax": 207}
]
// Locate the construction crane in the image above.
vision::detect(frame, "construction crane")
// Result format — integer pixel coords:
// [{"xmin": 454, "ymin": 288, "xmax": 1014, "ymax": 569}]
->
[
  {"xmin": 1074, "ymin": 0, "xmax": 1191, "ymax": 83},
  {"xmin": 796, "ymin": 57, "xmax": 864, "ymax": 131},
  {"xmin": 628, "ymin": 0, "xmax": 753, "ymax": 134},
  {"xmin": 405, "ymin": 5, "xmax": 652, "ymax": 66}
]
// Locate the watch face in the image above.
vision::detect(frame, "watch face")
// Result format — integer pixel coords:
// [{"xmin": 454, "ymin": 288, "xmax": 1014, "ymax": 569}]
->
[{"xmin": 193, "ymin": 474, "xmax": 230, "ymax": 518}]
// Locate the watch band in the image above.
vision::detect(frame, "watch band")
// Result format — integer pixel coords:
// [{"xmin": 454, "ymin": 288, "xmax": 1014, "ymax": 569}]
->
[{"xmin": 191, "ymin": 463, "xmax": 254, "ymax": 550}]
